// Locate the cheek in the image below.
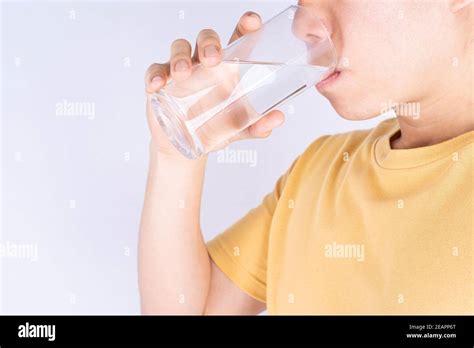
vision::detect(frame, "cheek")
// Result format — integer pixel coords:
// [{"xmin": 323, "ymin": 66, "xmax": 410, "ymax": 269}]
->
[
  {"xmin": 333, "ymin": 33, "xmax": 419, "ymax": 117},
  {"xmin": 325, "ymin": 2, "xmax": 443, "ymax": 118}
]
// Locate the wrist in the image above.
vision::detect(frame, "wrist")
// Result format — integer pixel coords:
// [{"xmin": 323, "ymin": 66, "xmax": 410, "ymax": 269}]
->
[{"xmin": 149, "ymin": 141, "xmax": 208, "ymax": 168}]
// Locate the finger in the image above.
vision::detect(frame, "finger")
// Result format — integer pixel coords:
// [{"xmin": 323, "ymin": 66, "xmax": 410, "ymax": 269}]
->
[
  {"xmin": 228, "ymin": 11, "xmax": 262, "ymax": 44},
  {"xmin": 193, "ymin": 29, "xmax": 222, "ymax": 67},
  {"xmin": 169, "ymin": 38, "xmax": 193, "ymax": 81},
  {"xmin": 145, "ymin": 63, "xmax": 170, "ymax": 94},
  {"xmin": 235, "ymin": 110, "xmax": 285, "ymax": 140},
  {"xmin": 247, "ymin": 110, "xmax": 285, "ymax": 137}
]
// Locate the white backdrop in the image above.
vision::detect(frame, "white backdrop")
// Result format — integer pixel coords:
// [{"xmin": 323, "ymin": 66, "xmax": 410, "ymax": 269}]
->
[{"xmin": 0, "ymin": 0, "xmax": 390, "ymax": 314}]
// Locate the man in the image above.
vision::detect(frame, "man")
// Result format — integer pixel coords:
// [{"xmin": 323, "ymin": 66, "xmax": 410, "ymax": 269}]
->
[{"xmin": 139, "ymin": 0, "xmax": 473, "ymax": 314}]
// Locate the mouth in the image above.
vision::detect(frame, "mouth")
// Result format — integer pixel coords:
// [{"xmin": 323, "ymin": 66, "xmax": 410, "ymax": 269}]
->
[{"xmin": 316, "ymin": 68, "xmax": 341, "ymax": 91}]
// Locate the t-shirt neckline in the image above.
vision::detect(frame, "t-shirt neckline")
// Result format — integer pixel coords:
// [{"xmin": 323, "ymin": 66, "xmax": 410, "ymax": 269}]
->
[{"xmin": 374, "ymin": 120, "xmax": 474, "ymax": 170}]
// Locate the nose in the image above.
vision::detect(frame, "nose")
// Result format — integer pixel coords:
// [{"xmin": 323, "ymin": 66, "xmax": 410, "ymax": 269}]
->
[
  {"xmin": 291, "ymin": 5, "xmax": 335, "ymax": 68},
  {"xmin": 292, "ymin": 5, "xmax": 333, "ymax": 45}
]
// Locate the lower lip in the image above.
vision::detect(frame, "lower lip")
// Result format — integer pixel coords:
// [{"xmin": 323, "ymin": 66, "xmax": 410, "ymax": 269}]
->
[{"xmin": 316, "ymin": 71, "xmax": 341, "ymax": 91}]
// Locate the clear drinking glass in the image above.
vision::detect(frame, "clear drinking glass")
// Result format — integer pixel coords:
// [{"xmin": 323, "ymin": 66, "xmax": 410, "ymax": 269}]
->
[{"xmin": 151, "ymin": 5, "xmax": 336, "ymax": 159}]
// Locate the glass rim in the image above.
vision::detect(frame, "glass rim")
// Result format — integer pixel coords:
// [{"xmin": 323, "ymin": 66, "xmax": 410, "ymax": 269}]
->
[{"xmin": 224, "ymin": 4, "xmax": 337, "ymax": 71}]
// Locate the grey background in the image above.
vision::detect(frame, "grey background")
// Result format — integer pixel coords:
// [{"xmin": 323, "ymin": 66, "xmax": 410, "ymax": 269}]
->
[{"xmin": 0, "ymin": 0, "xmax": 390, "ymax": 314}]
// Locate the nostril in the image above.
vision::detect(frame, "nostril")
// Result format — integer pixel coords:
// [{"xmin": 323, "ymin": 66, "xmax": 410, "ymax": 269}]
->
[{"xmin": 306, "ymin": 33, "xmax": 324, "ymax": 44}]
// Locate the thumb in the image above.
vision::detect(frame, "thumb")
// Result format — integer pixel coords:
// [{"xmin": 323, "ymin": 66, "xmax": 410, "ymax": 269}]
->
[
  {"xmin": 228, "ymin": 11, "xmax": 262, "ymax": 44},
  {"xmin": 236, "ymin": 110, "xmax": 285, "ymax": 140}
]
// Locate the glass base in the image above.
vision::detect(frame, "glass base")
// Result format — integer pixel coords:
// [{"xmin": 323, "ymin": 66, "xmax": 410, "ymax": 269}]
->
[{"xmin": 151, "ymin": 93, "xmax": 204, "ymax": 160}]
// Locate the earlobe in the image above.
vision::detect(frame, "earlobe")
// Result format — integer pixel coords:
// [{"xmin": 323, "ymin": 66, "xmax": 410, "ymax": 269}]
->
[{"xmin": 450, "ymin": 0, "xmax": 473, "ymax": 13}]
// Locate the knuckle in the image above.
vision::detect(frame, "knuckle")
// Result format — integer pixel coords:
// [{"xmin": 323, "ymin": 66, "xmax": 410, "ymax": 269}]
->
[
  {"xmin": 171, "ymin": 38, "xmax": 191, "ymax": 51},
  {"xmin": 198, "ymin": 30, "xmax": 220, "ymax": 50},
  {"xmin": 198, "ymin": 28, "xmax": 218, "ymax": 39},
  {"xmin": 145, "ymin": 63, "xmax": 169, "ymax": 85},
  {"xmin": 145, "ymin": 63, "xmax": 161, "ymax": 78},
  {"xmin": 149, "ymin": 63, "xmax": 167, "ymax": 74},
  {"xmin": 170, "ymin": 53, "xmax": 191, "ymax": 63},
  {"xmin": 150, "ymin": 62, "xmax": 164, "ymax": 70},
  {"xmin": 199, "ymin": 40, "xmax": 221, "ymax": 55}
]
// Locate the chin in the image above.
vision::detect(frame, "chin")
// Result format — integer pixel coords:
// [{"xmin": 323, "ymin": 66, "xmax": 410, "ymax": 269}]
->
[
  {"xmin": 327, "ymin": 95, "xmax": 385, "ymax": 121},
  {"xmin": 318, "ymin": 71, "xmax": 387, "ymax": 121}
]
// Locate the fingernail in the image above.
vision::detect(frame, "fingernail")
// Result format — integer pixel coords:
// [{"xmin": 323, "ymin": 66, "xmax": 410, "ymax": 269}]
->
[
  {"xmin": 204, "ymin": 45, "xmax": 219, "ymax": 58},
  {"xmin": 174, "ymin": 60, "xmax": 189, "ymax": 72},
  {"xmin": 151, "ymin": 76, "xmax": 163, "ymax": 89}
]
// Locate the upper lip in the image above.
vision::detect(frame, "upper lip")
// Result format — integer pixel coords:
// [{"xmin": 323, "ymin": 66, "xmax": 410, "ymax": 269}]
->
[{"xmin": 320, "ymin": 68, "xmax": 340, "ymax": 82}]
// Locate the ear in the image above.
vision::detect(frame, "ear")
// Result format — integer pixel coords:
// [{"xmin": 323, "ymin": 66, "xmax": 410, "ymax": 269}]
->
[{"xmin": 450, "ymin": 0, "xmax": 472, "ymax": 13}]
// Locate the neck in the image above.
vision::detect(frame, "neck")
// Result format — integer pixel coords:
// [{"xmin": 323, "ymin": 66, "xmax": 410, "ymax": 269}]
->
[
  {"xmin": 391, "ymin": 75, "xmax": 473, "ymax": 150},
  {"xmin": 391, "ymin": 101, "xmax": 473, "ymax": 150}
]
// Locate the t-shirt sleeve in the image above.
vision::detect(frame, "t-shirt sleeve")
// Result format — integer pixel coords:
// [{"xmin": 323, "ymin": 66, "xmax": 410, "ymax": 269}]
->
[{"xmin": 205, "ymin": 159, "xmax": 298, "ymax": 303}]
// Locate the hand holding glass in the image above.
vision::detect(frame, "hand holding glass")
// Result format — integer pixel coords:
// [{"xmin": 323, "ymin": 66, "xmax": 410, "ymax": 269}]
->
[{"xmin": 152, "ymin": 6, "xmax": 336, "ymax": 159}]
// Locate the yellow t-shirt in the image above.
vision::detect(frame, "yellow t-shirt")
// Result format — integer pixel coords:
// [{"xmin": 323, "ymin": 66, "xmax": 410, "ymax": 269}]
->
[{"xmin": 206, "ymin": 118, "xmax": 473, "ymax": 314}]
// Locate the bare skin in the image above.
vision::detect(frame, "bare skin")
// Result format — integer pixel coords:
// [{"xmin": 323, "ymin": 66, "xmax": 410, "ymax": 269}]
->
[
  {"xmin": 139, "ymin": 0, "xmax": 473, "ymax": 314},
  {"xmin": 139, "ymin": 12, "xmax": 277, "ymax": 315}
]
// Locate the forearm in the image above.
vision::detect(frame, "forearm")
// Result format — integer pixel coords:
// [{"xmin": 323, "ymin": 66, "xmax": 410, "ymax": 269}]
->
[{"xmin": 138, "ymin": 143, "xmax": 210, "ymax": 314}]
